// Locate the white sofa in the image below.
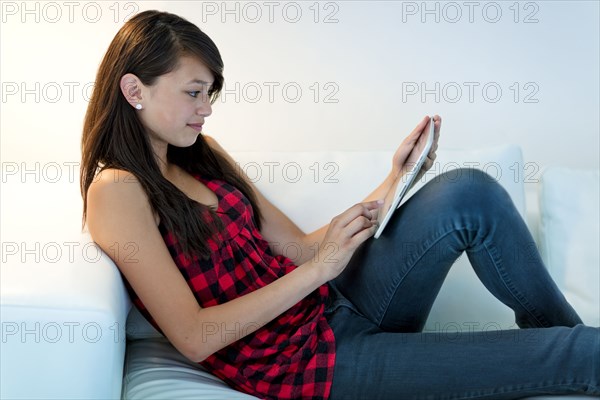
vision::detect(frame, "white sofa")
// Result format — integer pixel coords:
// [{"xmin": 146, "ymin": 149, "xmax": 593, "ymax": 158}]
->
[{"xmin": 1, "ymin": 145, "xmax": 598, "ymax": 400}]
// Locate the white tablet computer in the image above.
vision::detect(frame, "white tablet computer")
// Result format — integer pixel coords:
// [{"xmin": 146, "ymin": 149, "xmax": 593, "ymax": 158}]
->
[{"xmin": 374, "ymin": 117, "xmax": 435, "ymax": 239}]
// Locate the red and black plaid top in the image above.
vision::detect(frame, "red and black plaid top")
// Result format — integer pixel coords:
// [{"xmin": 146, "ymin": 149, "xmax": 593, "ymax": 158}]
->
[{"xmin": 123, "ymin": 173, "xmax": 336, "ymax": 399}]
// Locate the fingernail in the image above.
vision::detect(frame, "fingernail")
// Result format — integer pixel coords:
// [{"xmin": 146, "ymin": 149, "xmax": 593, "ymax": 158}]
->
[{"xmin": 377, "ymin": 199, "xmax": 384, "ymax": 205}]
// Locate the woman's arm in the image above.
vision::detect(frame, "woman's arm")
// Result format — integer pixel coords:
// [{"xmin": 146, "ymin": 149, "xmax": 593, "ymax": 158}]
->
[{"xmin": 86, "ymin": 168, "xmax": 377, "ymax": 363}]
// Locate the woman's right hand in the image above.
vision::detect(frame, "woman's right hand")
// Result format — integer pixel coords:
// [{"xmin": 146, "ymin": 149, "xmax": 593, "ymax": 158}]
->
[{"xmin": 311, "ymin": 200, "xmax": 383, "ymax": 282}]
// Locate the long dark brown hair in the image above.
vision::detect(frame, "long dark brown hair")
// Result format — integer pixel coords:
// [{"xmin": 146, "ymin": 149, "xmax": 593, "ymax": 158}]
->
[{"xmin": 80, "ymin": 10, "xmax": 262, "ymax": 259}]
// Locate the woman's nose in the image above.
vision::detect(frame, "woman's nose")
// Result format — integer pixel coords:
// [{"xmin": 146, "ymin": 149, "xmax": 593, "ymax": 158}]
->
[{"xmin": 197, "ymin": 98, "xmax": 212, "ymax": 117}]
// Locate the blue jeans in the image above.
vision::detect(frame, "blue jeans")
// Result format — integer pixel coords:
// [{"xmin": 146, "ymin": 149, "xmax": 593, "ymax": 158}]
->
[{"xmin": 325, "ymin": 168, "xmax": 599, "ymax": 399}]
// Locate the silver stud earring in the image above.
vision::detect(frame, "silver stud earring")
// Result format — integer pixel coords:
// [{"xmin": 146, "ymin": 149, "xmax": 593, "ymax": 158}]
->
[{"xmin": 135, "ymin": 103, "xmax": 143, "ymax": 110}]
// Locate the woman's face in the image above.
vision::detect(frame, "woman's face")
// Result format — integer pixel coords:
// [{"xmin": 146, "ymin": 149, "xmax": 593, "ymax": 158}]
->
[{"xmin": 138, "ymin": 56, "xmax": 214, "ymax": 151}]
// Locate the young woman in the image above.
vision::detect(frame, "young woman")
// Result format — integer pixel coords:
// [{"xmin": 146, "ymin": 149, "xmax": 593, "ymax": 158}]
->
[{"xmin": 81, "ymin": 10, "xmax": 599, "ymax": 400}]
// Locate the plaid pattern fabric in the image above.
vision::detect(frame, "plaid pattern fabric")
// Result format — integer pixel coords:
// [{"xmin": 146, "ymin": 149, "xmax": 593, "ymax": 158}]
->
[{"xmin": 124, "ymin": 174, "xmax": 336, "ymax": 400}]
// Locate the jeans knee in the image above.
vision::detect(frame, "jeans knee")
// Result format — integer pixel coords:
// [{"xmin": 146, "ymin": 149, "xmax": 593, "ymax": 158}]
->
[{"xmin": 432, "ymin": 168, "xmax": 513, "ymax": 213}]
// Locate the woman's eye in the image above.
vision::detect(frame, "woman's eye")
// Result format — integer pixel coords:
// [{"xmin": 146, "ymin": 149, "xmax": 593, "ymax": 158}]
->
[{"xmin": 188, "ymin": 91, "xmax": 201, "ymax": 98}]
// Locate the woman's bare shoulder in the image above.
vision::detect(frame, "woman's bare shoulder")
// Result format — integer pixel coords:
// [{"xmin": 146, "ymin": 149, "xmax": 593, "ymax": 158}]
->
[
  {"xmin": 90, "ymin": 168, "xmax": 142, "ymax": 189},
  {"xmin": 87, "ymin": 168, "xmax": 160, "ymax": 228}
]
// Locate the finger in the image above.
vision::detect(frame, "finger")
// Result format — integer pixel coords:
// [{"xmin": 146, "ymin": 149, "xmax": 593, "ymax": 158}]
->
[
  {"xmin": 432, "ymin": 115, "xmax": 441, "ymax": 143},
  {"xmin": 363, "ymin": 199, "xmax": 384, "ymax": 211},
  {"xmin": 350, "ymin": 221, "xmax": 378, "ymax": 245},
  {"xmin": 367, "ymin": 207, "xmax": 379, "ymax": 221},
  {"xmin": 406, "ymin": 116, "xmax": 430, "ymax": 143},
  {"xmin": 415, "ymin": 118, "xmax": 437, "ymax": 162},
  {"xmin": 335, "ymin": 201, "xmax": 383, "ymax": 227},
  {"xmin": 423, "ymin": 116, "xmax": 437, "ymax": 147},
  {"xmin": 353, "ymin": 200, "xmax": 384, "ymax": 217},
  {"xmin": 427, "ymin": 117, "xmax": 440, "ymax": 156},
  {"xmin": 346, "ymin": 215, "xmax": 377, "ymax": 239},
  {"xmin": 422, "ymin": 157, "xmax": 434, "ymax": 172}
]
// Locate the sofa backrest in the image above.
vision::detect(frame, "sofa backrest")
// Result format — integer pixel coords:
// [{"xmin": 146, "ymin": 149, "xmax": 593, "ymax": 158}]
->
[{"xmin": 230, "ymin": 145, "xmax": 526, "ymax": 233}]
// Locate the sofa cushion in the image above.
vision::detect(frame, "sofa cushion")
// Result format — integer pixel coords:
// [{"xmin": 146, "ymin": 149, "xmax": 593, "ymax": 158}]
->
[
  {"xmin": 123, "ymin": 338, "xmax": 258, "ymax": 399},
  {"xmin": 126, "ymin": 305, "xmax": 163, "ymax": 339},
  {"xmin": 122, "ymin": 338, "xmax": 591, "ymax": 400},
  {"xmin": 538, "ymin": 167, "xmax": 600, "ymax": 327}
]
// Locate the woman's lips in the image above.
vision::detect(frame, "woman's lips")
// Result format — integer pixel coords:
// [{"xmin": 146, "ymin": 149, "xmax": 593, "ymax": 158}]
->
[{"xmin": 188, "ymin": 124, "xmax": 203, "ymax": 131}]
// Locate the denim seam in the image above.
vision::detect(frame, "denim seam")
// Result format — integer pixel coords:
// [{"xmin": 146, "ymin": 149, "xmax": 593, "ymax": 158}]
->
[
  {"xmin": 449, "ymin": 380, "xmax": 597, "ymax": 400},
  {"xmin": 479, "ymin": 241, "xmax": 548, "ymax": 327}
]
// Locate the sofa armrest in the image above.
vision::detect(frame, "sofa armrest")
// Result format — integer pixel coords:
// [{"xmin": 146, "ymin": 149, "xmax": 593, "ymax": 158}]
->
[{"xmin": 1, "ymin": 232, "xmax": 131, "ymax": 400}]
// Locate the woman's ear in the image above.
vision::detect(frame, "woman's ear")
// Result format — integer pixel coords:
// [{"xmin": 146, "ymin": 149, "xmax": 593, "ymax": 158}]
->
[{"xmin": 120, "ymin": 73, "xmax": 144, "ymax": 109}]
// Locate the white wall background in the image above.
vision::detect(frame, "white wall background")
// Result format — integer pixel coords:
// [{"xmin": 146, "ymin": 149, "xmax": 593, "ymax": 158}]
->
[
  {"xmin": 1, "ymin": 1, "xmax": 599, "ymax": 164},
  {"xmin": 0, "ymin": 1, "xmax": 598, "ymax": 241}
]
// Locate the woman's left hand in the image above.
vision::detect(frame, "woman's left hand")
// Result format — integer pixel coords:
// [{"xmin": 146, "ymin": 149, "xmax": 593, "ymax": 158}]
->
[{"xmin": 391, "ymin": 115, "xmax": 441, "ymax": 181}]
